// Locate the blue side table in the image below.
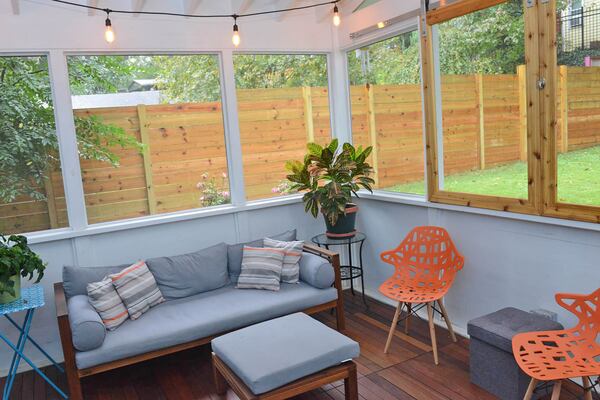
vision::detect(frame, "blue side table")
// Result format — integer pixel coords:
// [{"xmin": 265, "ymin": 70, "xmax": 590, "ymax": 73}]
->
[{"xmin": 0, "ymin": 285, "xmax": 67, "ymax": 399}]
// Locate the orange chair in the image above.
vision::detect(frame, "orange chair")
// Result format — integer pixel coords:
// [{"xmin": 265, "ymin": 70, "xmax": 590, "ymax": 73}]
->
[
  {"xmin": 379, "ymin": 226, "xmax": 464, "ymax": 364},
  {"xmin": 512, "ymin": 289, "xmax": 600, "ymax": 400}
]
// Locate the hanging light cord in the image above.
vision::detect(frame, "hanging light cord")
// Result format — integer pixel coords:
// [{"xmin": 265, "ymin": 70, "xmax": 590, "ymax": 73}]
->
[{"xmin": 48, "ymin": 0, "xmax": 340, "ymax": 20}]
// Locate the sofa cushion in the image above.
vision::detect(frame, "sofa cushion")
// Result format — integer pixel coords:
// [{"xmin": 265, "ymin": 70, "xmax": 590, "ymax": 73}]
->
[
  {"xmin": 299, "ymin": 253, "xmax": 335, "ymax": 289},
  {"xmin": 67, "ymin": 295, "xmax": 106, "ymax": 352},
  {"xmin": 236, "ymin": 246, "xmax": 285, "ymax": 291},
  {"xmin": 263, "ymin": 238, "xmax": 304, "ymax": 284},
  {"xmin": 63, "ymin": 264, "xmax": 129, "ymax": 298},
  {"xmin": 228, "ymin": 229, "xmax": 297, "ymax": 282},
  {"xmin": 212, "ymin": 313, "xmax": 359, "ymax": 395},
  {"xmin": 467, "ymin": 307, "xmax": 564, "ymax": 353},
  {"xmin": 146, "ymin": 242, "xmax": 229, "ymax": 300},
  {"xmin": 87, "ymin": 277, "xmax": 129, "ymax": 331},
  {"xmin": 109, "ymin": 261, "xmax": 165, "ymax": 320},
  {"xmin": 75, "ymin": 282, "xmax": 337, "ymax": 370}
]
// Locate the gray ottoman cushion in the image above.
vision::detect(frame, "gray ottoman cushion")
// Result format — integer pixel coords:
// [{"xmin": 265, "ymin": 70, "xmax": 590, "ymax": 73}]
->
[
  {"xmin": 468, "ymin": 307, "xmax": 563, "ymax": 352},
  {"xmin": 211, "ymin": 312, "xmax": 359, "ymax": 395}
]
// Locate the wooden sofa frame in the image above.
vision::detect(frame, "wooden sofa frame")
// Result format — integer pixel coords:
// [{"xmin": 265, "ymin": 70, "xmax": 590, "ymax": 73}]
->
[{"xmin": 54, "ymin": 243, "xmax": 345, "ymax": 400}]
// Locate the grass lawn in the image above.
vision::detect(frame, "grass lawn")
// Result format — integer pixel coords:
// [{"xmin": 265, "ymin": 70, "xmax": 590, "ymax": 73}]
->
[{"xmin": 386, "ymin": 145, "xmax": 600, "ymax": 206}]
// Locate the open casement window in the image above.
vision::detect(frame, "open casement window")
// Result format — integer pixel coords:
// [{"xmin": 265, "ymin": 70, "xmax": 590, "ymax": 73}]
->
[
  {"xmin": 542, "ymin": 0, "xmax": 600, "ymax": 223},
  {"xmin": 421, "ymin": 0, "xmax": 543, "ymax": 214}
]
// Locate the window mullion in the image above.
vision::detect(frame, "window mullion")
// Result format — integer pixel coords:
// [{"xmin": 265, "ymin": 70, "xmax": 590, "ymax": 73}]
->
[{"xmin": 47, "ymin": 50, "xmax": 88, "ymax": 231}]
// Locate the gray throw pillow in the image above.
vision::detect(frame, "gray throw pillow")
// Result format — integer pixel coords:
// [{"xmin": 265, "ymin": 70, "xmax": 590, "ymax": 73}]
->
[
  {"xmin": 227, "ymin": 229, "xmax": 297, "ymax": 283},
  {"xmin": 63, "ymin": 264, "xmax": 129, "ymax": 298},
  {"xmin": 146, "ymin": 242, "xmax": 229, "ymax": 300}
]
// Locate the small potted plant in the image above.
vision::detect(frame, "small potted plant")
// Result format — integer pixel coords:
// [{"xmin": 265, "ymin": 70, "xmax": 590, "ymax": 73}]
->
[
  {"xmin": 286, "ymin": 139, "xmax": 374, "ymax": 238},
  {"xmin": 0, "ymin": 235, "xmax": 46, "ymax": 304}
]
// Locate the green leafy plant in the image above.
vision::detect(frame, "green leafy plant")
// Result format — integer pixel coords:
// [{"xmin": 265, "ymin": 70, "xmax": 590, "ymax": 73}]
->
[
  {"xmin": 285, "ymin": 139, "xmax": 374, "ymax": 226},
  {"xmin": 0, "ymin": 234, "xmax": 46, "ymax": 297}
]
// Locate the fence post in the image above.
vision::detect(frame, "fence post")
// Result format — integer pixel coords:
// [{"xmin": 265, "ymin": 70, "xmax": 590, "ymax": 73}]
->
[
  {"xmin": 517, "ymin": 65, "xmax": 528, "ymax": 161},
  {"xmin": 137, "ymin": 104, "xmax": 157, "ymax": 215},
  {"xmin": 560, "ymin": 66, "xmax": 569, "ymax": 153},
  {"xmin": 44, "ymin": 171, "xmax": 59, "ymax": 229},
  {"xmin": 302, "ymin": 87, "xmax": 315, "ymax": 143},
  {"xmin": 366, "ymin": 83, "xmax": 379, "ymax": 188},
  {"xmin": 475, "ymin": 74, "xmax": 485, "ymax": 170}
]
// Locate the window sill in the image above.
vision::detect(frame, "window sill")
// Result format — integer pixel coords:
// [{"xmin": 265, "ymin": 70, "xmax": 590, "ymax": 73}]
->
[
  {"xmin": 359, "ymin": 190, "xmax": 600, "ymax": 233},
  {"xmin": 26, "ymin": 194, "xmax": 303, "ymax": 245}
]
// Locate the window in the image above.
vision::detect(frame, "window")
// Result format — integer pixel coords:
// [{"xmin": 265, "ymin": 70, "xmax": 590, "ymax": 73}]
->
[
  {"xmin": 0, "ymin": 56, "xmax": 69, "ymax": 234},
  {"xmin": 67, "ymin": 55, "xmax": 229, "ymax": 225},
  {"xmin": 233, "ymin": 54, "xmax": 332, "ymax": 200},
  {"xmin": 347, "ymin": 31, "xmax": 426, "ymax": 195},
  {"xmin": 423, "ymin": 0, "xmax": 537, "ymax": 212},
  {"xmin": 543, "ymin": 0, "xmax": 600, "ymax": 222}
]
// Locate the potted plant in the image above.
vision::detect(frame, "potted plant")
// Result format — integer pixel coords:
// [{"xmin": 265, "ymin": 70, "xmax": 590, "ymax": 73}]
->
[
  {"xmin": 286, "ymin": 139, "xmax": 374, "ymax": 238},
  {"xmin": 0, "ymin": 234, "xmax": 46, "ymax": 304}
]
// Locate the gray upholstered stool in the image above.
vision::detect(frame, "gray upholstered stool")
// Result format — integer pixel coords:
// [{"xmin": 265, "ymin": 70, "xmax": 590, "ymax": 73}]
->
[
  {"xmin": 468, "ymin": 307, "xmax": 563, "ymax": 400},
  {"xmin": 211, "ymin": 313, "xmax": 360, "ymax": 400}
]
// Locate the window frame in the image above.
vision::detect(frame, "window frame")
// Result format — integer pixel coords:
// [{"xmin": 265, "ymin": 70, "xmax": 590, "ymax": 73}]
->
[
  {"xmin": 63, "ymin": 50, "xmax": 236, "ymax": 225},
  {"xmin": 342, "ymin": 17, "xmax": 429, "ymax": 197},
  {"xmin": 231, "ymin": 51, "xmax": 335, "ymax": 201},
  {"xmin": 421, "ymin": 0, "xmax": 544, "ymax": 215}
]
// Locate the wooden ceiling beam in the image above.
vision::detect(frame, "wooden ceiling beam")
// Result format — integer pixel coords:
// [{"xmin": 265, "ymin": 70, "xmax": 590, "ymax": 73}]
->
[
  {"xmin": 182, "ymin": 0, "xmax": 203, "ymax": 15},
  {"xmin": 11, "ymin": 0, "xmax": 20, "ymax": 15},
  {"xmin": 275, "ymin": 0, "xmax": 301, "ymax": 22}
]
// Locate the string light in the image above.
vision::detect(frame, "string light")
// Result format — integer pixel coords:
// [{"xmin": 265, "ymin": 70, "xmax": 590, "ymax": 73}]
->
[
  {"xmin": 104, "ymin": 11, "xmax": 115, "ymax": 43},
  {"xmin": 332, "ymin": 4, "xmax": 341, "ymax": 27},
  {"xmin": 48, "ymin": 0, "xmax": 341, "ymax": 45},
  {"xmin": 232, "ymin": 16, "xmax": 240, "ymax": 47}
]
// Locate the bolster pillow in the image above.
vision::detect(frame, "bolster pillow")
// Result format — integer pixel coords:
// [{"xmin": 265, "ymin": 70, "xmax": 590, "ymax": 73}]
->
[
  {"xmin": 299, "ymin": 252, "xmax": 335, "ymax": 289},
  {"xmin": 67, "ymin": 295, "xmax": 106, "ymax": 352}
]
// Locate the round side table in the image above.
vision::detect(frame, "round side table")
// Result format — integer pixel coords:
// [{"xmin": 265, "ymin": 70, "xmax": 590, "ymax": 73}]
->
[{"xmin": 311, "ymin": 232, "xmax": 367, "ymax": 306}]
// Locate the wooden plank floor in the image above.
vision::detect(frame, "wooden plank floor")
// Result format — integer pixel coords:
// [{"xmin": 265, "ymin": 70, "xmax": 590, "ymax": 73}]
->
[{"xmin": 1, "ymin": 291, "xmax": 592, "ymax": 400}]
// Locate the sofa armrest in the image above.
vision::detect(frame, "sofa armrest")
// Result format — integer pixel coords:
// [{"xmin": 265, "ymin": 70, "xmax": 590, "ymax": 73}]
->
[
  {"xmin": 302, "ymin": 243, "xmax": 345, "ymax": 331},
  {"xmin": 55, "ymin": 282, "xmax": 69, "ymax": 318}
]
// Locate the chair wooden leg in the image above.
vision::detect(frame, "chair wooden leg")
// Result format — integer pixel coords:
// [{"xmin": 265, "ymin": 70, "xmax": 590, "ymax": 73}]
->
[
  {"xmin": 384, "ymin": 301, "xmax": 403, "ymax": 354},
  {"xmin": 404, "ymin": 303, "xmax": 411, "ymax": 334},
  {"xmin": 427, "ymin": 302, "xmax": 439, "ymax": 365},
  {"xmin": 523, "ymin": 378, "xmax": 537, "ymax": 400},
  {"xmin": 583, "ymin": 376, "xmax": 593, "ymax": 400},
  {"xmin": 551, "ymin": 380, "xmax": 562, "ymax": 400},
  {"xmin": 437, "ymin": 298, "xmax": 457, "ymax": 342}
]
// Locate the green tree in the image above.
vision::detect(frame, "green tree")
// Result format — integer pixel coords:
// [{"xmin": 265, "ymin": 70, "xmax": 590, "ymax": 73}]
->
[{"xmin": 0, "ymin": 56, "xmax": 142, "ymax": 203}]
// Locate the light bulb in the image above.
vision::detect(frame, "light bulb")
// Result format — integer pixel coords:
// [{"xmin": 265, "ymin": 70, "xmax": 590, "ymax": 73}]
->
[
  {"xmin": 333, "ymin": 5, "xmax": 340, "ymax": 27},
  {"xmin": 232, "ymin": 23, "xmax": 240, "ymax": 47},
  {"xmin": 377, "ymin": 21, "xmax": 385, "ymax": 29},
  {"xmin": 105, "ymin": 16, "xmax": 115, "ymax": 43}
]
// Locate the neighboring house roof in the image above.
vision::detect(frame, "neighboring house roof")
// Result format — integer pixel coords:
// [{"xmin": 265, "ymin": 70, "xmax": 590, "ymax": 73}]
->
[{"xmin": 71, "ymin": 91, "xmax": 161, "ymax": 109}]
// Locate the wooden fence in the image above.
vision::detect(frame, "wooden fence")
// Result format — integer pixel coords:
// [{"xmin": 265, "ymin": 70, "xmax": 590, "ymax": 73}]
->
[{"xmin": 2, "ymin": 66, "xmax": 600, "ymax": 233}]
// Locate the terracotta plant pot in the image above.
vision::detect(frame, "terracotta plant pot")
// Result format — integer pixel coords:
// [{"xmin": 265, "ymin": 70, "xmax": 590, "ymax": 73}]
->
[
  {"xmin": 324, "ymin": 203, "xmax": 358, "ymax": 238},
  {"xmin": 0, "ymin": 274, "xmax": 21, "ymax": 305}
]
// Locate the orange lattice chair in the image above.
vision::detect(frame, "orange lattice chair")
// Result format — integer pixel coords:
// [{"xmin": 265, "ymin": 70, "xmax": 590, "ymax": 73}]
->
[
  {"xmin": 512, "ymin": 288, "xmax": 600, "ymax": 400},
  {"xmin": 379, "ymin": 226, "xmax": 464, "ymax": 364}
]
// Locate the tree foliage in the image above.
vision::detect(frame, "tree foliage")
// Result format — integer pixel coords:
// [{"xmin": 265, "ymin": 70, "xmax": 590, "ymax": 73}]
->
[{"xmin": 0, "ymin": 56, "xmax": 143, "ymax": 203}]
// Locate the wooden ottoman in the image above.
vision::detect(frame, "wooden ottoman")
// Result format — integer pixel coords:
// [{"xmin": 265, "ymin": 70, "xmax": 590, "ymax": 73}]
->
[{"xmin": 211, "ymin": 313, "xmax": 360, "ymax": 400}]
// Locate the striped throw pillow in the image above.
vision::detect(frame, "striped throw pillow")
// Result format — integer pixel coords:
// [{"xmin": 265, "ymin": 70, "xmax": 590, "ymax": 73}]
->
[
  {"xmin": 264, "ymin": 238, "xmax": 304, "ymax": 284},
  {"xmin": 109, "ymin": 261, "xmax": 164, "ymax": 320},
  {"xmin": 236, "ymin": 246, "xmax": 285, "ymax": 291},
  {"xmin": 87, "ymin": 277, "xmax": 128, "ymax": 331}
]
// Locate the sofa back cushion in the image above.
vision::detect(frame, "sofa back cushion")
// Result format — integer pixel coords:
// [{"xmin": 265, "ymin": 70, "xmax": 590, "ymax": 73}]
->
[
  {"xmin": 146, "ymin": 242, "xmax": 229, "ymax": 300},
  {"xmin": 227, "ymin": 230, "xmax": 297, "ymax": 283},
  {"xmin": 63, "ymin": 264, "xmax": 129, "ymax": 298}
]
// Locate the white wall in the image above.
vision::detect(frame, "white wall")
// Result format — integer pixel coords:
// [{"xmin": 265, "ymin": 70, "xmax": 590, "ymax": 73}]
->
[{"xmin": 355, "ymin": 197, "xmax": 600, "ymax": 335}]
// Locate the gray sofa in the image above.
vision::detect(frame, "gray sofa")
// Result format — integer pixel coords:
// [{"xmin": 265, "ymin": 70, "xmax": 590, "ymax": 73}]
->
[{"xmin": 54, "ymin": 230, "xmax": 345, "ymax": 400}]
